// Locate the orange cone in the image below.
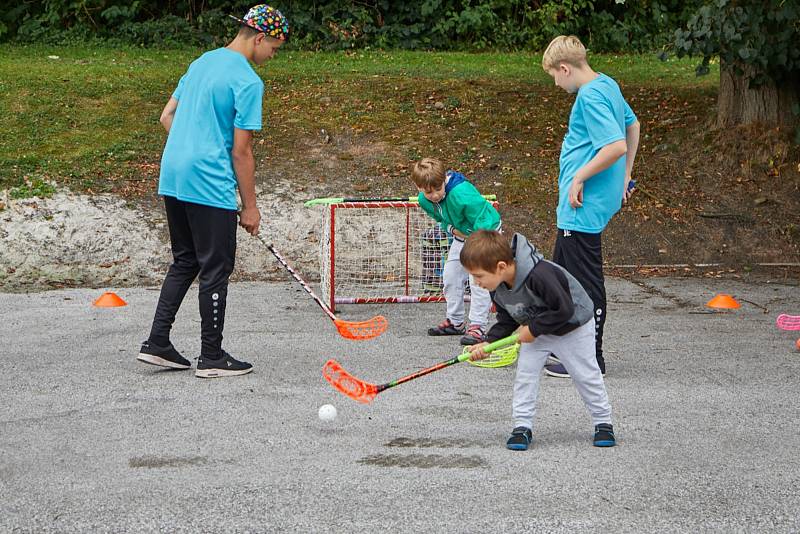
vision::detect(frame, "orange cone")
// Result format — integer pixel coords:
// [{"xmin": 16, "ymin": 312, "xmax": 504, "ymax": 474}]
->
[
  {"xmin": 93, "ymin": 291, "xmax": 127, "ymax": 307},
  {"xmin": 706, "ymin": 293, "xmax": 740, "ymax": 309}
]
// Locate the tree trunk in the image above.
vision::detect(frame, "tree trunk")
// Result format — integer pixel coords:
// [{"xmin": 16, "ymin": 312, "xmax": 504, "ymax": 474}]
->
[{"xmin": 718, "ymin": 60, "xmax": 800, "ymax": 128}]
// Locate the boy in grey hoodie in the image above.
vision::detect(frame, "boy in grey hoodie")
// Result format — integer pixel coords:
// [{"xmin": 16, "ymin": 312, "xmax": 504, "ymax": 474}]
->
[{"xmin": 461, "ymin": 230, "xmax": 614, "ymax": 450}]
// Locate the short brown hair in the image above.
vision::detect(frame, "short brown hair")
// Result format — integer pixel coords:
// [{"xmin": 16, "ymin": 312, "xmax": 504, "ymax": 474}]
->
[
  {"xmin": 411, "ymin": 158, "xmax": 446, "ymax": 189},
  {"xmin": 542, "ymin": 35, "xmax": 587, "ymax": 71},
  {"xmin": 460, "ymin": 230, "xmax": 514, "ymax": 272},
  {"xmin": 237, "ymin": 25, "xmax": 261, "ymax": 38}
]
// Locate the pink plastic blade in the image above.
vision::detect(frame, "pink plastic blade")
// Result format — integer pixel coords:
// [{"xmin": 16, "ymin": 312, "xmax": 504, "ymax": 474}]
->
[{"xmin": 776, "ymin": 314, "xmax": 800, "ymax": 331}]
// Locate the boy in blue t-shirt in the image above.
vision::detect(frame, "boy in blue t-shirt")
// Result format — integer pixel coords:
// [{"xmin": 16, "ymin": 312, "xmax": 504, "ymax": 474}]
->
[
  {"xmin": 541, "ymin": 35, "xmax": 640, "ymax": 378},
  {"xmin": 137, "ymin": 5, "xmax": 289, "ymax": 378}
]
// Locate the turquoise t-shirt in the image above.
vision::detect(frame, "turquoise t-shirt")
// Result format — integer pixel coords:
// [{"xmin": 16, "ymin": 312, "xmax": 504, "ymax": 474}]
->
[
  {"xmin": 557, "ymin": 73, "xmax": 636, "ymax": 233},
  {"xmin": 158, "ymin": 48, "xmax": 264, "ymax": 210}
]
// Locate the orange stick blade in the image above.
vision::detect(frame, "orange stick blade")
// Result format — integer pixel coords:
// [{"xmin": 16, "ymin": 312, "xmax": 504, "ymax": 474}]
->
[
  {"xmin": 322, "ymin": 359, "xmax": 378, "ymax": 403},
  {"xmin": 333, "ymin": 315, "xmax": 388, "ymax": 340}
]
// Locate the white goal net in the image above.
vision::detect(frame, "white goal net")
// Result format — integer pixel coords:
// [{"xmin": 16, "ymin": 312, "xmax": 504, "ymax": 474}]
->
[{"xmin": 318, "ymin": 201, "xmax": 456, "ymax": 312}]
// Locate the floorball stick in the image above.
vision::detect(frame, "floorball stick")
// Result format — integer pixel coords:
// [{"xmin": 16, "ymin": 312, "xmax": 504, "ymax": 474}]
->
[
  {"xmin": 777, "ymin": 314, "xmax": 800, "ymax": 331},
  {"xmin": 323, "ymin": 334, "xmax": 519, "ymax": 403},
  {"xmin": 465, "ymin": 341, "xmax": 520, "ymax": 368},
  {"xmin": 258, "ymin": 235, "xmax": 388, "ymax": 340}
]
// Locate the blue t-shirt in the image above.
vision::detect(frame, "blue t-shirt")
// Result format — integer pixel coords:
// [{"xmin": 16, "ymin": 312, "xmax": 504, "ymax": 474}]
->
[
  {"xmin": 557, "ymin": 73, "xmax": 636, "ymax": 233},
  {"xmin": 159, "ymin": 48, "xmax": 264, "ymax": 210}
]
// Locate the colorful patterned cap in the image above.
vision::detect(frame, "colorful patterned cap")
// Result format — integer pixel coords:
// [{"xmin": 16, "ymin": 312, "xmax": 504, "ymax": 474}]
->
[{"xmin": 229, "ymin": 4, "xmax": 290, "ymax": 41}]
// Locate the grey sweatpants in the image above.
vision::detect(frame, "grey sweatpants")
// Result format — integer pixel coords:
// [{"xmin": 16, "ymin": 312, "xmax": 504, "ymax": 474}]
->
[
  {"xmin": 443, "ymin": 238, "xmax": 493, "ymax": 328},
  {"xmin": 512, "ymin": 320, "xmax": 612, "ymax": 430}
]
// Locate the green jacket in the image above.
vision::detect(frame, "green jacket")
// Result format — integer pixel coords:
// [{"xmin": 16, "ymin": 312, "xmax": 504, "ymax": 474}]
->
[{"xmin": 417, "ymin": 171, "xmax": 501, "ymax": 236}]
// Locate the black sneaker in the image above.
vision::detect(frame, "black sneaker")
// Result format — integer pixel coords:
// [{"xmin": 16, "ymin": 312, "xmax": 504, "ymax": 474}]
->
[
  {"xmin": 428, "ymin": 318, "xmax": 466, "ymax": 336},
  {"xmin": 137, "ymin": 340, "xmax": 190, "ymax": 370},
  {"xmin": 195, "ymin": 351, "xmax": 253, "ymax": 378},
  {"xmin": 506, "ymin": 426, "xmax": 533, "ymax": 451},
  {"xmin": 459, "ymin": 324, "xmax": 486, "ymax": 346},
  {"xmin": 593, "ymin": 423, "xmax": 616, "ymax": 447}
]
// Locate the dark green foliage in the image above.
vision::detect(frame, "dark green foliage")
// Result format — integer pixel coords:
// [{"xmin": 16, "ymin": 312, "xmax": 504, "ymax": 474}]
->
[
  {"xmin": 673, "ymin": 0, "xmax": 800, "ymax": 85},
  {"xmin": 1, "ymin": 1, "xmax": 703, "ymax": 51}
]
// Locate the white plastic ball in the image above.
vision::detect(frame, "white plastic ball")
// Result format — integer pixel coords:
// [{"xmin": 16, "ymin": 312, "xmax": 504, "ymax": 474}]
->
[{"xmin": 318, "ymin": 404, "xmax": 337, "ymax": 422}]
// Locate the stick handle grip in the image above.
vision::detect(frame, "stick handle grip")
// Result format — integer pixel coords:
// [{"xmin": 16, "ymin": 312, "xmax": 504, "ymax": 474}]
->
[{"xmin": 456, "ymin": 333, "xmax": 519, "ymax": 363}]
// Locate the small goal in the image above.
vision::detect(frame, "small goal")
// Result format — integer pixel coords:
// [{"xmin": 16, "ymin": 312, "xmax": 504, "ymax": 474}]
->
[{"xmin": 317, "ymin": 201, "xmax": 497, "ymax": 312}]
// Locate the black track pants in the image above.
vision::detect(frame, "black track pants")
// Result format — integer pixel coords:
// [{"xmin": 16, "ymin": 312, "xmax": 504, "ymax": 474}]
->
[
  {"xmin": 552, "ymin": 228, "xmax": 606, "ymax": 371},
  {"xmin": 148, "ymin": 196, "xmax": 237, "ymax": 357}
]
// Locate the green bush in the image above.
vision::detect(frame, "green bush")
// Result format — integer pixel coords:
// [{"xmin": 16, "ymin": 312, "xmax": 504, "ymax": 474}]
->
[
  {"xmin": 1, "ymin": 0, "xmax": 704, "ymax": 52},
  {"xmin": 113, "ymin": 15, "xmax": 213, "ymax": 48}
]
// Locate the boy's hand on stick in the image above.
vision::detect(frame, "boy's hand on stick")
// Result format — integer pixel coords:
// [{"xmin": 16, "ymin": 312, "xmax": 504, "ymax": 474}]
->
[
  {"xmin": 516, "ymin": 325, "xmax": 535, "ymax": 343},
  {"xmin": 468, "ymin": 342, "xmax": 490, "ymax": 361},
  {"xmin": 239, "ymin": 206, "xmax": 261, "ymax": 236}
]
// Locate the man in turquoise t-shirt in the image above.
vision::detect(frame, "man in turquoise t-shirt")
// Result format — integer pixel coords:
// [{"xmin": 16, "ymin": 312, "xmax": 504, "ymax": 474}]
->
[
  {"xmin": 540, "ymin": 35, "xmax": 640, "ymax": 378},
  {"xmin": 137, "ymin": 5, "xmax": 289, "ymax": 378}
]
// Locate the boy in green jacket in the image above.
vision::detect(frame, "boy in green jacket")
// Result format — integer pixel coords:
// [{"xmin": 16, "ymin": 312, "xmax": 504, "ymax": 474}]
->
[{"xmin": 412, "ymin": 157, "xmax": 502, "ymax": 345}]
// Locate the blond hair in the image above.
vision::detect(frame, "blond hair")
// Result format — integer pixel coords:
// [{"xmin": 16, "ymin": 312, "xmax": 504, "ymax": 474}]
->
[
  {"xmin": 542, "ymin": 35, "xmax": 587, "ymax": 72},
  {"xmin": 460, "ymin": 230, "xmax": 514, "ymax": 272},
  {"xmin": 411, "ymin": 158, "xmax": 446, "ymax": 189}
]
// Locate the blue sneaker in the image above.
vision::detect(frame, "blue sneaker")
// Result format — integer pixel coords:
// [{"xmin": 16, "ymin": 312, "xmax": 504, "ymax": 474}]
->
[
  {"xmin": 545, "ymin": 362, "xmax": 606, "ymax": 378},
  {"xmin": 544, "ymin": 362, "xmax": 570, "ymax": 378},
  {"xmin": 506, "ymin": 426, "xmax": 533, "ymax": 451},
  {"xmin": 593, "ymin": 423, "xmax": 616, "ymax": 447}
]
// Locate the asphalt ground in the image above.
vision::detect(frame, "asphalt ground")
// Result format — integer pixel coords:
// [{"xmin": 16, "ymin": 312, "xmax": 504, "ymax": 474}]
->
[{"xmin": 1, "ymin": 276, "xmax": 798, "ymax": 532}]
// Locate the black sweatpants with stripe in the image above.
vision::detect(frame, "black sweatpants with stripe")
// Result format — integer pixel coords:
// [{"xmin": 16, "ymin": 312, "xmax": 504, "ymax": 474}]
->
[
  {"xmin": 148, "ymin": 196, "xmax": 237, "ymax": 357},
  {"xmin": 553, "ymin": 228, "xmax": 606, "ymax": 373}
]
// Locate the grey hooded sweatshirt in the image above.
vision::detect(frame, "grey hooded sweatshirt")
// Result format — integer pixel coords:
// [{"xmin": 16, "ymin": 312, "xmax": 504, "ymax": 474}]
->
[{"xmin": 485, "ymin": 233, "xmax": 595, "ymax": 342}]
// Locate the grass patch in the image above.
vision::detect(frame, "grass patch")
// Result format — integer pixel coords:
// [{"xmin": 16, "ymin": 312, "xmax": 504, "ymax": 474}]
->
[
  {"xmin": 0, "ymin": 43, "xmax": 719, "ymax": 196},
  {"xmin": 8, "ymin": 176, "xmax": 56, "ymax": 199}
]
